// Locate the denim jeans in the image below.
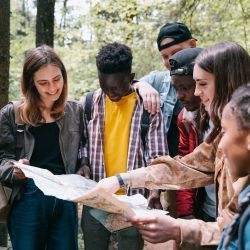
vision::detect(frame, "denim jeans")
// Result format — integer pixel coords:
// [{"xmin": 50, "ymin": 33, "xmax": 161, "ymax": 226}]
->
[
  {"xmin": 8, "ymin": 179, "xmax": 78, "ymax": 250},
  {"xmin": 81, "ymin": 206, "xmax": 143, "ymax": 250}
]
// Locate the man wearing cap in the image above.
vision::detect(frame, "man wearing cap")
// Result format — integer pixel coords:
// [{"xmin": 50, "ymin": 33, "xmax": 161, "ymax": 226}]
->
[
  {"xmin": 137, "ymin": 22, "xmax": 197, "ymax": 157},
  {"xmin": 170, "ymin": 48, "xmax": 217, "ymax": 223},
  {"xmin": 136, "ymin": 22, "xmax": 198, "ymax": 212},
  {"xmin": 169, "ymin": 47, "xmax": 203, "ymax": 220}
]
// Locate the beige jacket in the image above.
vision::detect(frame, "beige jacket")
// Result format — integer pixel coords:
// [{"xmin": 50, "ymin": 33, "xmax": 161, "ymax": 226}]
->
[{"xmin": 128, "ymin": 137, "xmax": 250, "ymax": 249}]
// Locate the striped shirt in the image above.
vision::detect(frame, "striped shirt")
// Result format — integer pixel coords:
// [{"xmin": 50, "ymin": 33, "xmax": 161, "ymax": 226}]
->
[{"xmin": 84, "ymin": 88, "xmax": 168, "ymax": 194}]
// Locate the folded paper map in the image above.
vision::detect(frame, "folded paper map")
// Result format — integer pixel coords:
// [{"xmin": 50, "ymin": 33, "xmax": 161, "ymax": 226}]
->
[{"xmin": 15, "ymin": 162, "xmax": 167, "ymax": 231}]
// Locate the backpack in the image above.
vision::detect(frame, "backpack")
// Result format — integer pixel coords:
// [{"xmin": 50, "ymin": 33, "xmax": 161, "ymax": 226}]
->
[
  {"xmin": 84, "ymin": 92, "xmax": 150, "ymax": 149},
  {"xmin": 0, "ymin": 101, "xmax": 24, "ymax": 223}
]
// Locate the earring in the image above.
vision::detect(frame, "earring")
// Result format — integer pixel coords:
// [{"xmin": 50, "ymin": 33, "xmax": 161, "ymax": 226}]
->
[{"xmin": 248, "ymin": 144, "xmax": 250, "ymax": 151}]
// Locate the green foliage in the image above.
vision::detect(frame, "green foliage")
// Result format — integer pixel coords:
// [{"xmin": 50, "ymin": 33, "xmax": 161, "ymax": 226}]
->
[
  {"xmin": 179, "ymin": 0, "xmax": 250, "ymax": 49},
  {"xmin": 10, "ymin": 0, "xmax": 35, "ymax": 100},
  {"xmin": 9, "ymin": 0, "xmax": 250, "ymax": 101}
]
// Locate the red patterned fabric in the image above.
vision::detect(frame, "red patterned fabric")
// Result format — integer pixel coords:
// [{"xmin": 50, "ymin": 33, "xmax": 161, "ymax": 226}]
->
[{"xmin": 176, "ymin": 108, "xmax": 199, "ymax": 218}]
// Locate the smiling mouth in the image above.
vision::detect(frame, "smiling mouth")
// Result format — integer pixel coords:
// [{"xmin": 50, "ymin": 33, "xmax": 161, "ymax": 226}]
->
[{"xmin": 48, "ymin": 91, "xmax": 58, "ymax": 95}]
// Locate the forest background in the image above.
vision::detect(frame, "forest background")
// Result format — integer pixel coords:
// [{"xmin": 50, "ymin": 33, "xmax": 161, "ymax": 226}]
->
[
  {"xmin": 0, "ymin": 0, "xmax": 250, "ymax": 108},
  {"xmin": 0, "ymin": 0, "xmax": 250, "ymax": 248}
]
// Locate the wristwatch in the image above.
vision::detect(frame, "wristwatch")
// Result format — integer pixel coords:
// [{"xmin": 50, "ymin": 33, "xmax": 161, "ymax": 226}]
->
[{"xmin": 115, "ymin": 173, "xmax": 125, "ymax": 188}]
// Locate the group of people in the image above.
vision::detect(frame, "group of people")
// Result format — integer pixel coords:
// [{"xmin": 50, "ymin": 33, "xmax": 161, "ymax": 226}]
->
[{"xmin": 0, "ymin": 21, "xmax": 249, "ymax": 250}]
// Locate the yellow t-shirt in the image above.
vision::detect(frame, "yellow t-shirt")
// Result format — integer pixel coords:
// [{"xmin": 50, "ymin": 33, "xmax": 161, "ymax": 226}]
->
[{"xmin": 104, "ymin": 91, "xmax": 137, "ymax": 194}]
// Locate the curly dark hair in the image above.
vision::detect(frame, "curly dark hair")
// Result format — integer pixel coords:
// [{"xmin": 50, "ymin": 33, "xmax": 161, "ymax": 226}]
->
[
  {"xmin": 96, "ymin": 42, "xmax": 133, "ymax": 74},
  {"xmin": 228, "ymin": 83, "xmax": 250, "ymax": 130}
]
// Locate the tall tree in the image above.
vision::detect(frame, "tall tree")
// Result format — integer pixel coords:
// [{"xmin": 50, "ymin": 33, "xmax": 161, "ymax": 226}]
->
[
  {"xmin": 0, "ymin": 0, "xmax": 10, "ymax": 246},
  {"xmin": 0, "ymin": 0, "xmax": 10, "ymax": 110},
  {"xmin": 36, "ymin": 0, "xmax": 55, "ymax": 47}
]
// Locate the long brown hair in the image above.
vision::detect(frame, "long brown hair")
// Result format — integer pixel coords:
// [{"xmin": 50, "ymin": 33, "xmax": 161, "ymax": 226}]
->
[
  {"xmin": 195, "ymin": 41, "xmax": 250, "ymax": 143},
  {"xmin": 20, "ymin": 45, "xmax": 68, "ymax": 126}
]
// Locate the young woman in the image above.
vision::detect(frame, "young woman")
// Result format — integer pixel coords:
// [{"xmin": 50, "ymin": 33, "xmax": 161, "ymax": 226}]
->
[
  {"xmin": 95, "ymin": 41, "xmax": 250, "ymax": 249},
  {"xmin": 0, "ymin": 45, "xmax": 87, "ymax": 250},
  {"xmin": 217, "ymin": 84, "xmax": 250, "ymax": 249}
]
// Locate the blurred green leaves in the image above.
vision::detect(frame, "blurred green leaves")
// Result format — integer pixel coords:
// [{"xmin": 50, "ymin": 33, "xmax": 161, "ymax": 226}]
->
[{"xmin": 9, "ymin": 0, "xmax": 250, "ymax": 100}]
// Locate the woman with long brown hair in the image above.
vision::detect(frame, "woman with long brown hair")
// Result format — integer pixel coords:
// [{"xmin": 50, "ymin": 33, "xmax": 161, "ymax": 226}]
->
[{"xmin": 0, "ymin": 45, "xmax": 87, "ymax": 250}]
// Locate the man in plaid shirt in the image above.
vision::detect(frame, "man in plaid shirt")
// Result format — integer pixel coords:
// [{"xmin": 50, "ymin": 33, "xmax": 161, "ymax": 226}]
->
[{"xmin": 81, "ymin": 43, "xmax": 168, "ymax": 250}]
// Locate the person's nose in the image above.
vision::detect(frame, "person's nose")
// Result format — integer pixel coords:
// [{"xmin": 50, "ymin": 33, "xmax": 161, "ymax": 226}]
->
[
  {"xmin": 48, "ymin": 81, "xmax": 57, "ymax": 93},
  {"xmin": 176, "ymin": 91, "xmax": 185, "ymax": 101},
  {"xmin": 194, "ymin": 85, "xmax": 201, "ymax": 96}
]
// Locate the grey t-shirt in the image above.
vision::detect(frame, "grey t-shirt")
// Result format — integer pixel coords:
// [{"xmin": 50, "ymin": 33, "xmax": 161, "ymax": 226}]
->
[{"xmin": 202, "ymin": 120, "xmax": 216, "ymax": 219}]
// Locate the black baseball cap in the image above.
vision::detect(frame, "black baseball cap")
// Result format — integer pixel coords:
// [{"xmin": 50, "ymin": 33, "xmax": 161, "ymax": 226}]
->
[
  {"xmin": 157, "ymin": 22, "xmax": 196, "ymax": 51},
  {"xmin": 169, "ymin": 47, "xmax": 203, "ymax": 76}
]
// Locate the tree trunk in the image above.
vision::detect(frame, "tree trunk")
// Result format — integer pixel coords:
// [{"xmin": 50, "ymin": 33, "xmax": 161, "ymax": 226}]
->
[
  {"xmin": 36, "ymin": 0, "xmax": 56, "ymax": 47},
  {"xmin": 0, "ymin": 0, "xmax": 10, "ymax": 110},
  {"xmin": 0, "ymin": 0, "xmax": 10, "ymax": 244}
]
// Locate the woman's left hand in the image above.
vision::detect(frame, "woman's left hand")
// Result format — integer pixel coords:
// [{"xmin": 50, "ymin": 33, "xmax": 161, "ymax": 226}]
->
[
  {"xmin": 13, "ymin": 159, "xmax": 29, "ymax": 179},
  {"xmin": 13, "ymin": 167, "xmax": 26, "ymax": 179}
]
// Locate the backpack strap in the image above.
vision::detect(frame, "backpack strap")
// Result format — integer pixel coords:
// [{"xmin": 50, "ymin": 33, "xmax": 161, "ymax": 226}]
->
[
  {"xmin": 85, "ymin": 92, "xmax": 94, "ymax": 122},
  {"xmin": 140, "ymin": 108, "xmax": 150, "ymax": 150},
  {"xmin": 11, "ymin": 101, "xmax": 25, "ymax": 160}
]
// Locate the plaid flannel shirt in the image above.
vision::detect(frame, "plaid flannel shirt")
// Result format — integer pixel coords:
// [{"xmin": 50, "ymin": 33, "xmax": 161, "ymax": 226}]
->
[{"xmin": 84, "ymin": 88, "xmax": 168, "ymax": 194}]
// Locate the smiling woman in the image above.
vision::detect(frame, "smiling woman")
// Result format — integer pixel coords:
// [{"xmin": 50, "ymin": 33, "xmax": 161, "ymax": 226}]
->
[
  {"xmin": 194, "ymin": 41, "xmax": 250, "ymax": 143},
  {"xmin": 0, "ymin": 45, "xmax": 88, "ymax": 250},
  {"xmin": 20, "ymin": 45, "xmax": 68, "ymax": 126},
  {"xmin": 193, "ymin": 64, "xmax": 215, "ymax": 113},
  {"xmin": 33, "ymin": 65, "xmax": 64, "ymax": 121}
]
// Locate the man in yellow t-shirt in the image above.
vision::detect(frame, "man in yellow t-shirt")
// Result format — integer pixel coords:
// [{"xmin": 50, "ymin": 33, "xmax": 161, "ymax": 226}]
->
[{"xmin": 81, "ymin": 43, "xmax": 168, "ymax": 250}]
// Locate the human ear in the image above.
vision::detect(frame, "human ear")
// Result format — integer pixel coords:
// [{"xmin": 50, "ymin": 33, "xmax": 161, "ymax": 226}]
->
[{"xmin": 189, "ymin": 38, "xmax": 197, "ymax": 48}]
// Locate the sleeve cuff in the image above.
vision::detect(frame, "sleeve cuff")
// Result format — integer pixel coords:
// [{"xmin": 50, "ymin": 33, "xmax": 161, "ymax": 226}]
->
[
  {"xmin": 129, "ymin": 167, "xmax": 147, "ymax": 188},
  {"xmin": 177, "ymin": 218, "xmax": 221, "ymax": 249}
]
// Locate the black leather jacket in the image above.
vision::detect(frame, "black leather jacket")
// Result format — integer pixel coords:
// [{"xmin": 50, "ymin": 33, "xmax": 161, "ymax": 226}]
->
[{"xmin": 0, "ymin": 100, "xmax": 86, "ymax": 202}]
